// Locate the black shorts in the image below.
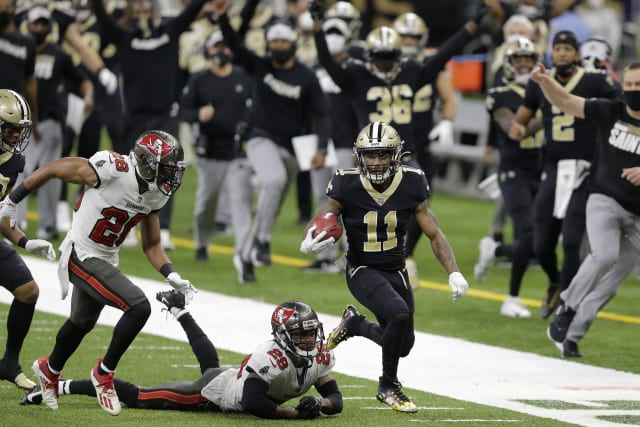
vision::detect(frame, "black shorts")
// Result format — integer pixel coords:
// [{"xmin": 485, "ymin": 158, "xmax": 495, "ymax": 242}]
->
[{"xmin": 0, "ymin": 241, "xmax": 34, "ymax": 292}]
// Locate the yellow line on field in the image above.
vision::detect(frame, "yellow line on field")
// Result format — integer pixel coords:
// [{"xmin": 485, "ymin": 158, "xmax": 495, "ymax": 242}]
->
[{"xmin": 32, "ymin": 211, "xmax": 640, "ymax": 325}]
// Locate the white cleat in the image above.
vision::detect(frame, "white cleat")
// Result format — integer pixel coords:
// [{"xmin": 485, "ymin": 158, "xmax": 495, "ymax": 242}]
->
[
  {"xmin": 90, "ymin": 363, "xmax": 121, "ymax": 416},
  {"xmin": 473, "ymin": 237, "xmax": 498, "ymax": 282},
  {"xmin": 500, "ymin": 296, "xmax": 531, "ymax": 318}
]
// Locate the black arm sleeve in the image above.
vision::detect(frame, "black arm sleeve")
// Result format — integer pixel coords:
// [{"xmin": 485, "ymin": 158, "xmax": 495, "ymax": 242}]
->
[
  {"xmin": 315, "ymin": 379, "xmax": 343, "ymax": 415},
  {"xmin": 218, "ymin": 13, "xmax": 259, "ymax": 74},
  {"xmin": 240, "ymin": 377, "xmax": 278, "ymax": 419},
  {"xmin": 238, "ymin": 0, "xmax": 261, "ymax": 39},
  {"xmin": 91, "ymin": 0, "xmax": 127, "ymax": 45},
  {"xmin": 417, "ymin": 26, "xmax": 473, "ymax": 87},
  {"xmin": 166, "ymin": 0, "xmax": 208, "ymax": 38}
]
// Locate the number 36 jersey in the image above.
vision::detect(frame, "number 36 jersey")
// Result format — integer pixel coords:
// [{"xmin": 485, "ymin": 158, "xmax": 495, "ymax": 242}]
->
[
  {"xmin": 201, "ymin": 340, "xmax": 335, "ymax": 411},
  {"xmin": 69, "ymin": 150, "xmax": 169, "ymax": 265},
  {"xmin": 328, "ymin": 166, "xmax": 430, "ymax": 271}
]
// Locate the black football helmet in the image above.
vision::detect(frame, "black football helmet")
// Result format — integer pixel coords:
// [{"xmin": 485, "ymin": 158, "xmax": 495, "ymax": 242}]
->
[
  {"xmin": 354, "ymin": 121, "xmax": 404, "ymax": 184},
  {"xmin": 0, "ymin": 89, "xmax": 32, "ymax": 154},
  {"xmin": 131, "ymin": 130, "xmax": 185, "ymax": 196},
  {"xmin": 271, "ymin": 301, "xmax": 324, "ymax": 367}
]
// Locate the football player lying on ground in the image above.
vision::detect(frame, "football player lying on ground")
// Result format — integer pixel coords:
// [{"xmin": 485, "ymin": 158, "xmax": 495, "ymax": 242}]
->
[{"xmin": 21, "ymin": 292, "xmax": 343, "ymax": 419}]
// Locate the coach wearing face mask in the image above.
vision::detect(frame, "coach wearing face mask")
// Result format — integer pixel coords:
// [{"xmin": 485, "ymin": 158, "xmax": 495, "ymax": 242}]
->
[
  {"xmin": 179, "ymin": 29, "xmax": 251, "ymax": 263},
  {"xmin": 212, "ymin": 0, "xmax": 329, "ymax": 281}
]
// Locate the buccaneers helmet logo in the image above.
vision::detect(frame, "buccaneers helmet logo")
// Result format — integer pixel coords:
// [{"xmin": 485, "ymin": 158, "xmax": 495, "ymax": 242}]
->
[{"xmin": 138, "ymin": 133, "xmax": 174, "ymax": 157}]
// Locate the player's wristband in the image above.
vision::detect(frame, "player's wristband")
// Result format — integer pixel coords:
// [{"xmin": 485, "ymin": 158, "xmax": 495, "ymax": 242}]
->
[
  {"xmin": 9, "ymin": 183, "xmax": 31, "ymax": 204},
  {"xmin": 17, "ymin": 236, "xmax": 28, "ymax": 248},
  {"xmin": 160, "ymin": 263, "xmax": 176, "ymax": 278}
]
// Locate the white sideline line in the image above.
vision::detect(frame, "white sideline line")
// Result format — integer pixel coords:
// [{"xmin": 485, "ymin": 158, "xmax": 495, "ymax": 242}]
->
[{"xmin": 5, "ymin": 257, "xmax": 640, "ymax": 427}]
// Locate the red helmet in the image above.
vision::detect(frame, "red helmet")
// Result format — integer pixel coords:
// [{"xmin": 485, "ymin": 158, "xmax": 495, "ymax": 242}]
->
[{"xmin": 131, "ymin": 130, "xmax": 185, "ymax": 196}]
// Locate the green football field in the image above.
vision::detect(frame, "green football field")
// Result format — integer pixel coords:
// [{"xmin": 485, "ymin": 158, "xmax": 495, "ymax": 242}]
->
[{"xmin": 1, "ymin": 162, "xmax": 639, "ymax": 426}]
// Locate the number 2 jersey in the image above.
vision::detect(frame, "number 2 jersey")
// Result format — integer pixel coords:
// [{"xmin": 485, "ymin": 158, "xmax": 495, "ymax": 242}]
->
[
  {"xmin": 328, "ymin": 166, "xmax": 430, "ymax": 271},
  {"xmin": 68, "ymin": 150, "xmax": 169, "ymax": 265},
  {"xmin": 201, "ymin": 340, "xmax": 335, "ymax": 412}
]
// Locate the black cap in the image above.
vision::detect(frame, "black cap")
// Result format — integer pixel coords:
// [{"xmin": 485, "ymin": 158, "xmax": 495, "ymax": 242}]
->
[{"xmin": 552, "ymin": 31, "xmax": 578, "ymax": 50}]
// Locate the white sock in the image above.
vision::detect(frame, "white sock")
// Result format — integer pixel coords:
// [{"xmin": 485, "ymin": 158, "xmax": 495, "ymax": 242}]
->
[
  {"xmin": 59, "ymin": 380, "xmax": 71, "ymax": 395},
  {"xmin": 100, "ymin": 361, "xmax": 114, "ymax": 374}
]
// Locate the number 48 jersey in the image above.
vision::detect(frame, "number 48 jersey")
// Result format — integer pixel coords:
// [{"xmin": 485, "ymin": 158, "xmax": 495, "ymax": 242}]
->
[{"xmin": 68, "ymin": 150, "xmax": 170, "ymax": 265}]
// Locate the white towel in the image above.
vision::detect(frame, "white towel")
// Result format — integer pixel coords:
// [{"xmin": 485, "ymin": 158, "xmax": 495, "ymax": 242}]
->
[{"xmin": 553, "ymin": 159, "xmax": 591, "ymax": 219}]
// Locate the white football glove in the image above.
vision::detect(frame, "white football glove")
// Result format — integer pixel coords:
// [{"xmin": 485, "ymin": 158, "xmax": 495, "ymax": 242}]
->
[
  {"xmin": 98, "ymin": 67, "xmax": 118, "ymax": 95},
  {"xmin": 300, "ymin": 225, "xmax": 335, "ymax": 254},
  {"xmin": 0, "ymin": 197, "xmax": 18, "ymax": 228},
  {"xmin": 428, "ymin": 119, "xmax": 454, "ymax": 146},
  {"xmin": 25, "ymin": 239, "xmax": 56, "ymax": 261},
  {"xmin": 166, "ymin": 272, "xmax": 197, "ymax": 304},
  {"xmin": 448, "ymin": 272, "xmax": 468, "ymax": 302}
]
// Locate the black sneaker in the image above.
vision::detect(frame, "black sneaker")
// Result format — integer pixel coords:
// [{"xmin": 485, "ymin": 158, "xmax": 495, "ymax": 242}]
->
[
  {"xmin": 548, "ymin": 304, "xmax": 576, "ymax": 343},
  {"xmin": 233, "ymin": 254, "xmax": 256, "ymax": 283},
  {"xmin": 251, "ymin": 240, "xmax": 271, "ymax": 266},
  {"xmin": 195, "ymin": 246, "xmax": 208, "ymax": 261},
  {"xmin": 327, "ymin": 305, "xmax": 363, "ymax": 349},
  {"xmin": 376, "ymin": 375, "xmax": 417, "ymax": 413},
  {"xmin": 0, "ymin": 358, "xmax": 36, "ymax": 390},
  {"xmin": 156, "ymin": 290, "xmax": 186, "ymax": 312},
  {"xmin": 301, "ymin": 260, "xmax": 341, "ymax": 274},
  {"xmin": 563, "ymin": 340, "xmax": 582, "ymax": 358},
  {"xmin": 540, "ymin": 285, "xmax": 561, "ymax": 319},
  {"xmin": 20, "ymin": 385, "xmax": 42, "ymax": 405}
]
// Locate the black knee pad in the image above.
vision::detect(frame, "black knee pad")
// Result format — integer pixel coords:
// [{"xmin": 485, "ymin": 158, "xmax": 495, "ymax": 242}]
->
[{"xmin": 129, "ymin": 299, "xmax": 151, "ymax": 321}]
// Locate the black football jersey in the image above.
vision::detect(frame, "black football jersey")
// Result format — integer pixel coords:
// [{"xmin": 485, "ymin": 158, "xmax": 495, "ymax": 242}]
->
[
  {"xmin": 486, "ymin": 83, "xmax": 542, "ymax": 176},
  {"xmin": 523, "ymin": 68, "xmax": 619, "ymax": 164},
  {"xmin": 327, "ymin": 166, "xmax": 430, "ymax": 271},
  {"xmin": 584, "ymin": 99, "xmax": 640, "ymax": 215},
  {"xmin": 0, "ymin": 32, "xmax": 36, "ymax": 93}
]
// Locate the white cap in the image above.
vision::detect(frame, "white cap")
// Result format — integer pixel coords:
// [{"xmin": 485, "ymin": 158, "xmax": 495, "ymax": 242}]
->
[
  {"xmin": 27, "ymin": 6, "xmax": 51, "ymax": 23},
  {"xmin": 265, "ymin": 22, "xmax": 297, "ymax": 42},
  {"xmin": 323, "ymin": 17, "xmax": 351, "ymax": 38},
  {"xmin": 205, "ymin": 29, "xmax": 224, "ymax": 50}
]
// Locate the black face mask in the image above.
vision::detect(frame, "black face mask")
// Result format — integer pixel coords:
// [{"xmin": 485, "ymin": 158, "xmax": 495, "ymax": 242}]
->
[
  {"xmin": 555, "ymin": 63, "xmax": 575, "ymax": 78},
  {"xmin": 0, "ymin": 11, "xmax": 14, "ymax": 29},
  {"xmin": 31, "ymin": 31, "xmax": 48, "ymax": 45},
  {"xmin": 211, "ymin": 51, "xmax": 231, "ymax": 67},
  {"xmin": 270, "ymin": 48, "xmax": 295, "ymax": 65},
  {"xmin": 624, "ymin": 90, "xmax": 640, "ymax": 111}
]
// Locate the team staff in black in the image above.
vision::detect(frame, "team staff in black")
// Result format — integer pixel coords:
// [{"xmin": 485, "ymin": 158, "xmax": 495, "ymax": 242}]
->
[
  {"xmin": 509, "ymin": 31, "xmax": 619, "ymax": 318},
  {"xmin": 0, "ymin": 89, "xmax": 56, "ymax": 392},
  {"xmin": 531, "ymin": 62, "xmax": 640, "ymax": 358},
  {"xmin": 479, "ymin": 37, "xmax": 543, "ymax": 318},
  {"xmin": 18, "ymin": 6, "xmax": 94, "ymax": 241},
  {"xmin": 301, "ymin": 122, "xmax": 469, "ymax": 413},
  {"xmin": 180, "ymin": 28, "xmax": 251, "ymax": 262},
  {"xmin": 92, "ymin": 0, "xmax": 208, "ymax": 250},
  {"xmin": 212, "ymin": 0, "xmax": 330, "ymax": 278}
]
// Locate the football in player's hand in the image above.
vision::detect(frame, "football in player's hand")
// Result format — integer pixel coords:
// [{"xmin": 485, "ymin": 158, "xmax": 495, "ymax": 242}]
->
[{"xmin": 310, "ymin": 212, "xmax": 343, "ymax": 242}]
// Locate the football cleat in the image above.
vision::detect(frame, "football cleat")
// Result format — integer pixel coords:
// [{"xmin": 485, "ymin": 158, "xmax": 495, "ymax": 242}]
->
[
  {"xmin": 156, "ymin": 289, "xmax": 186, "ymax": 312},
  {"xmin": 327, "ymin": 305, "xmax": 362, "ymax": 350},
  {"xmin": 500, "ymin": 296, "xmax": 531, "ymax": 318},
  {"xmin": 473, "ymin": 237, "xmax": 498, "ymax": 282},
  {"xmin": 540, "ymin": 285, "xmax": 561, "ymax": 319},
  {"xmin": 20, "ymin": 385, "xmax": 42, "ymax": 405},
  {"xmin": 301, "ymin": 259, "xmax": 341, "ymax": 274},
  {"xmin": 548, "ymin": 304, "xmax": 576, "ymax": 342},
  {"xmin": 233, "ymin": 254, "xmax": 256, "ymax": 283},
  {"xmin": 32, "ymin": 356, "xmax": 59, "ymax": 410},
  {"xmin": 91, "ymin": 360, "xmax": 121, "ymax": 415},
  {"xmin": 562, "ymin": 340, "xmax": 582, "ymax": 358},
  {"xmin": 251, "ymin": 240, "xmax": 271, "ymax": 266},
  {"xmin": 0, "ymin": 358, "xmax": 36, "ymax": 390},
  {"xmin": 376, "ymin": 376, "xmax": 418, "ymax": 413}
]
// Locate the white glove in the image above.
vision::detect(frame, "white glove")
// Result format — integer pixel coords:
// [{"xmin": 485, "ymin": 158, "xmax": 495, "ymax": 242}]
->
[
  {"xmin": 166, "ymin": 272, "xmax": 197, "ymax": 304},
  {"xmin": 428, "ymin": 119, "xmax": 454, "ymax": 146},
  {"xmin": 0, "ymin": 197, "xmax": 18, "ymax": 228},
  {"xmin": 300, "ymin": 225, "xmax": 335, "ymax": 254},
  {"xmin": 448, "ymin": 272, "xmax": 468, "ymax": 302},
  {"xmin": 98, "ymin": 67, "xmax": 118, "ymax": 95},
  {"xmin": 25, "ymin": 239, "xmax": 57, "ymax": 261}
]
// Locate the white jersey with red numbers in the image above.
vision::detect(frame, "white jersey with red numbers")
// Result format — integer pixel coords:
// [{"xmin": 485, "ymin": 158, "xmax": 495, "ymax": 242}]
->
[
  {"xmin": 67, "ymin": 150, "xmax": 169, "ymax": 266},
  {"xmin": 201, "ymin": 339, "xmax": 335, "ymax": 412}
]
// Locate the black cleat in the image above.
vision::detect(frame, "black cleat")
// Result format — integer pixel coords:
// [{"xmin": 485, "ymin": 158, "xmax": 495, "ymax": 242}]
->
[
  {"xmin": 327, "ymin": 305, "xmax": 363, "ymax": 350},
  {"xmin": 251, "ymin": 240, "xmax": 271, "ymax": 266},
  {"xmin": 563, "ymin": 340, "xmax": 582, "ymax": 358},
  {"xmin": 195, "ymin": 247, "xmax": 208, "ymax": 261},
  {"xmin": 548, "ymin": 304, "xmax": 576, "ymax": 343},
  {"xmin": 156, "ymin": 290, "xmax": 186, "ymax": 312},
  {"xmin": 376, "ymin": 375, "xmax": 417, "ymax": 413},
  {"xmin": 233, "ymin": 255, "xmax": 256, "ymax": 283},
  {"xmin": 20, "ymin": 385, "xmax": 42, "ymax": 405}
]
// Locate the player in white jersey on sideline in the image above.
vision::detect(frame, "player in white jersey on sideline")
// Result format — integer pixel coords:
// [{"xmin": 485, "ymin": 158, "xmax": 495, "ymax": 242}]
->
[{"xmin": 0, "ymin": 130, "xmax": 196, "ymax": 415}]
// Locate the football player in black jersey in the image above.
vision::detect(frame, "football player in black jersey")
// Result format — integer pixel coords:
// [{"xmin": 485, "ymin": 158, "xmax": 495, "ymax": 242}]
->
[
  {"xmin": 509, "ymin": 30, "xmax": 619, "ymax": 318},
  {"xmin": 0, "ymin": 89, "xmax": 56, "ymax": 391},
  {"xmin": 530, "ymin": 62, "xmax": 640, "ymax": 358},
  {"xmin": 479, "ymin": 37, "xmax": 543, "ymax": 317},
  {"xmin": 300, "ymin": 121, "xmax": 469, "ymax": 413}
]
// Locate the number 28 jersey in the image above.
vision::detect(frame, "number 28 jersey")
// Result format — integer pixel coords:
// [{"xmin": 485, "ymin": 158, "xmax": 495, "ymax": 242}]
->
[
  {"xmin": 328, "ymin": 166, "xmax": 430, "ymax": 271},
  {"xmin": 69, "ymin": 150, "xmax": 169, "ymax": 265},
  {"xmin": 201, "ymin": 340, "xmax": 335, "ymax": 412}
]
